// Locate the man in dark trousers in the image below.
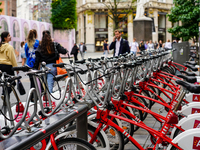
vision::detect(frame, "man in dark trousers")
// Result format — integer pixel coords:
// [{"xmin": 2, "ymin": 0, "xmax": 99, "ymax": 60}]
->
[
  {"xmin": 79, "ymin": 42, "xmax": 87, "ymax": 60},
  {"xmin": 109, "ymin": 29, "xmax": 130, "ymax": 56}
]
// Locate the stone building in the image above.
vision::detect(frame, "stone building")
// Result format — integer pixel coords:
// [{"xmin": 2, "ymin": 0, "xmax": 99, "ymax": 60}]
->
[
  {"xmin": 76, "ymin": 0, "xmax": 174, "ymax": 52},
  {"xmin": 16, "ymin": 0, "xmax": 51, "ymax": 22},
  {"xmin": 0, "ymin": 0, "xmax": 17, "ymax": 17}
]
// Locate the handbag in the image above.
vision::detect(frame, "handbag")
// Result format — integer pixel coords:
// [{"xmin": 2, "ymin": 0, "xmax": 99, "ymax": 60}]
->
[
  {"xmin": 17, "ymin": 79, "xmax": 26, "ymax": 95},
  {"xmin": 54, "ymin": 42, "xmax": 68, "ymax": 78}
]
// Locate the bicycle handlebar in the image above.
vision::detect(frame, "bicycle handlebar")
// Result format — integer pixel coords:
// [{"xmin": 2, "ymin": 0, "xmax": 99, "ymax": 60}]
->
[{"xmin": 13, "ymin": 65, "xmax": 31, "ymax": 72}]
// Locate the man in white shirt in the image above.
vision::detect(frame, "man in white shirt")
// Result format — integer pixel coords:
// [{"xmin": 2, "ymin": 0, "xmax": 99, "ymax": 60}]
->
[
  {"xmin": 129, "ymin": 38, "xmax": 139, "ymax": 56},
  {"xmin": 109, "ymin": 29, "xmax": 130, "ymax": 56}
]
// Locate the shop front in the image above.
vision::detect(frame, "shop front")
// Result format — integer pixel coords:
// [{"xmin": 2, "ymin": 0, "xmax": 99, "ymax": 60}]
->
[{"xmin": 95, "ymin": 28, "xmax": 108, "ymax": 51}]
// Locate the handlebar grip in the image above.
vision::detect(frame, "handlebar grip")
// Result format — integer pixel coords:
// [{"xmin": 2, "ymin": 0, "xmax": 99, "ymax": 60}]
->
[
  {"xmin": 53, "ymin": 73, "xmax": 68, "ymax": 81},
  {"xmin": 75, "ymin": 59, "xmax": 86, "ymax": 64},
  {"xmin": 13, "ymin": 66, "xmax": 31, "ymax": 72},
  {"xmin": 53, "ymin": 63, "xmax": 66, "ymax": 68}
]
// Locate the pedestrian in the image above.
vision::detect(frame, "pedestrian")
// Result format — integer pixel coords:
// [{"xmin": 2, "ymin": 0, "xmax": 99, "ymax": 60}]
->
[
  {"xmin": 20, "ymin": 40, "xmax": 26, "ymax": 66},
  {"xmin": 139, "ymin": 40, "xmax": 145, "ymax": 51},
  {"xmin": 25, "ymin": 29, "xmax": 39, "ymax": 98},
  {"xmin": 154, "ymin": 41, "xmax": 158, "ymax": 49},
  {"xmin": 103, "ymin": 40, "xmax": 109, "ymax": 58},
  {"xmin": 144, "ymin": 41, "xmax": 149, "ymax": 50},
  {"xmin": 79, "ymin": 42, "xmax": 87, "ymax": 60},
  {"xmin": 34, "ymin": 30, "xmax": 67, "ymax": 93},
  {"xmin": 109, "ymin": 29, "xmax": 130, "ymax": 56},
  {"xmin": 147, "ymin": 40, "xmax": 154, "ymax": 50},
  {"xmin": 0, "ymin": 31, "xmax": 18, "ymax": 100},
  {"xmin": 129, "ymin": 38, "xmax": 139, "ymax": 56},
  {"xmin": 157, "ymin": 40, "xmax": 163, "ymax": 49},
  {"xmin": 164, "ymin": 39, "xmax": 172, "ymax": 50},
  {"xmin": 71, "ymin": 43, "xmax": 79, "ymax": 61}
]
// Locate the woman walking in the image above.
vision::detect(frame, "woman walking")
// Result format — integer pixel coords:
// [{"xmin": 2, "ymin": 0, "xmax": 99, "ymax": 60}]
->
[
  {"xmin": 34, "ymin": 30, "xmax": 67, "ymax": 93},
  {"xmin": 20, "ymin": 40, "xmax": 26, "ymax": 66},
  {"xmin": 25, "ymin": 29, "xmax": 39, "ymax": 98},
  {"xmin": 0, "ymin": 31, "xmax": 18, "ymax": 98},
  {"xmin": 103, "ymin": 40, "xmax": 109, "ymax": 58}
]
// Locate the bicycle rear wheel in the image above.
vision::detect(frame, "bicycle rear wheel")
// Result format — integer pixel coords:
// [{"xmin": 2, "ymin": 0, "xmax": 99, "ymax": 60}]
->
[{"xmin": 49, "ymin": 138, "xmax": 96, "ymax": 150}]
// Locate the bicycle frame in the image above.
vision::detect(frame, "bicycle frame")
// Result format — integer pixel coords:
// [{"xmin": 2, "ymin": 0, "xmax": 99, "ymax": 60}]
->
[{"xmin": 90, "ymin": 107, "xmax": 183, "ymax": 150}]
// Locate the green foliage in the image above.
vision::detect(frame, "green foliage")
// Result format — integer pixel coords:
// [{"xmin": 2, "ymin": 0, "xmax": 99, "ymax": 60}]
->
[
  {"xmin": 50, "ymin": 0, "xmax": 77, "ymax": 29},
  {"xmin": 0, "ymin": 2, "xmax": 2, "ymax": 14},
  {"xmin": 102, "ymin": 0, "xmax": 136, "ymax": 30},
  {"xmin": 167, "ymin": 0, "xmax": 200, "ymax": 41}
]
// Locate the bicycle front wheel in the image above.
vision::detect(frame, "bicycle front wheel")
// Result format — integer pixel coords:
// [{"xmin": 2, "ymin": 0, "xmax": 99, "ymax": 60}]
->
[{"xmin": 49, "ymin": 138, "xmax": 96, "ymax": 150}]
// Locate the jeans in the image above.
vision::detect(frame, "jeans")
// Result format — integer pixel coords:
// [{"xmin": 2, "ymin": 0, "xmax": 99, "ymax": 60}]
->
[
  {"xmin": 46, "ymin": 63, "xmax": 57, "ymax": 93},
  {"xmin": 130, "ymin": 51, "xmax": 136, "ymax": 56},
  {"xmin": 104, "ymin": 50, "xmax": 108, "ymax": 58}
]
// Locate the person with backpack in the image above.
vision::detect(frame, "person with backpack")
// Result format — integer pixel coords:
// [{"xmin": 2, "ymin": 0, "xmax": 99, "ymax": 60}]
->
[{"xmin": 34, "ymin": 30, "xmax": 67, "ymax": 93}]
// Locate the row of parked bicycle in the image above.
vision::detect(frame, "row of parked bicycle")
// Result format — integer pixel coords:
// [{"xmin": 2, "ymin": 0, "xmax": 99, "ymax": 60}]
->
[{"xmin": 0, "ymin": 48, "xmax": 200, "ymax": 150}]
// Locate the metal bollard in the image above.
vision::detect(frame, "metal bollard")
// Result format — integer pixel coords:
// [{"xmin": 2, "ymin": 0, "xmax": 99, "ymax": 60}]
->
[{"xmin": 76, "ymin": 108, "xmax": 88, "ymax": 150}]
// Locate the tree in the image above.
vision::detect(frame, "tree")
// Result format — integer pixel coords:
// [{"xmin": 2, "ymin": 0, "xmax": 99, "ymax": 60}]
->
[
  {"xmin": 167, "ymin": 0, "xmax": 200, "ymax": 41},
  {"xmin": 50, "ymin": 0, "xmax": 77, "ymax": 29},
  {"xmin": 100, "ymin": 0, "xmax": 136, "ymax": 30},
  {"xmin": 0, "ymin": 2, "xmax": 2, "ymax": 14}
]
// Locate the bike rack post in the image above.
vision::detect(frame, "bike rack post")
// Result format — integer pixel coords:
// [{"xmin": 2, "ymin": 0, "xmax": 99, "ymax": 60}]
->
[{"xmin": 76, "ymin": 103, "xmax": 88, "ymax": 150}]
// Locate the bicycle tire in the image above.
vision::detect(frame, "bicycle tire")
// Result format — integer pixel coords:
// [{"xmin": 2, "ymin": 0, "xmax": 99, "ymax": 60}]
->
[
  {"xmin": 117, "ymin": 111, "xmax": 134, "ymax": 145},
  {"xmin": 88, "ymin": 124, "xmax": 107, "ymax": 148},
  {"xmin": 172, "ymin": 128, "xmax": 183, "ymax": 139},
  {"xmin": 49, "ymin": 138, "xmax": 96, "ymax": 150},
  {"xmin": 131, "ymin": 95, "xmax": 148, "ymax": 121},
  {"xmin": 61, "ymin": 123, "xmax": 107, "ymax": 149},
  {"xmin": 170, "ymin": 146, "xmax": 178, "ymax": 150},
  {"xmin": 88, "ymin": 113, "xmax": 124, "ymax": 149},
  {"xmin": 104, "ymin": 125, "xmax": 124, "ymax": 150}
]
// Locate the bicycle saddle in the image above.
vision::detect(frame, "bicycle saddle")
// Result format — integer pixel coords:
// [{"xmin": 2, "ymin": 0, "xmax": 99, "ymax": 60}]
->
[
  {"xmin": 183, "ymin": 63, "xmax": 198, "ymax": 71},
  {"xmin": 180, "ymin": 70, "xmax": 196, "ymax": 76},
  {"xmin": 176, "ymin": 80, "xmax": 200, "ymax": 93},
  {"xmin": 186, "ymin": 61, "xmax": 197, "ymax": 66},
  {"xmin": 176, "ymin": 74, "xmax": 197, "ymax": 83}
]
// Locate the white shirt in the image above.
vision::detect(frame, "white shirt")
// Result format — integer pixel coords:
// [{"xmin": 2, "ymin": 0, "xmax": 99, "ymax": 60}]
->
[
  {"xmin": 130, "ymin": 41, "xmax": 138, "ymax": 52},
  {"xmin": 115, "ymin": 38, "xmax": 121, "ymax": 56},
  {"xmin": 147, "ymin": 43, "xmax": 154, "ymax": 50},
  {"xmin": 80, "ymin": 45, "xmax": 83, "ymax": 52},
  {"xmin": 20, "ymin": 45, "xmax": 25, "ymax": 54},
  {"xmin": 165, "ymin": 42, "xmax": 172, "ymax": 49}
]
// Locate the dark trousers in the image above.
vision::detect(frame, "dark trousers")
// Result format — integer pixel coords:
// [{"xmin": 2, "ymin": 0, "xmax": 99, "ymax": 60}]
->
[
  {"xmin": 0, "ymin": 64, "xmax": 15, "ymax": 95},
  {"xmin": 74, "ymin": 53, "xmax": 78, "ymax": 61}
]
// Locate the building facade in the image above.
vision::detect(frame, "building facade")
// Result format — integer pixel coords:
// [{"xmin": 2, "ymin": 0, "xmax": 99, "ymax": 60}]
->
[
  {"xmin": 76, "ymin": 0, "xmax": 173, "ymax": 52},
  {"xmin": 16, "ymin": 0, "xmax": 51, "ymax": 22},
  {"xmin": 0, "ymin": 0, "xmax": 17, "ymax": 16}
]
